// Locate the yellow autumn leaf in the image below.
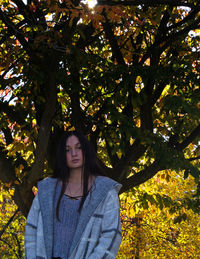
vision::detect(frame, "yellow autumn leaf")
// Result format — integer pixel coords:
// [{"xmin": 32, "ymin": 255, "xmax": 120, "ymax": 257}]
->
[{"xmin": 9, "ymin": 189, "xmax": 14, "ymax": 196}]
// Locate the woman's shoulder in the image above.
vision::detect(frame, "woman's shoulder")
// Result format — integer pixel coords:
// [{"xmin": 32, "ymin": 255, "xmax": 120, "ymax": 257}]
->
[
  {"xmin": 35, "ymin": 177, "xmax": 59, "ymax": 203},
  {"xmin": 37, "ymin": 177, "xmax": 58, "ymax": 189},
  {"xmin": 94, "ymin": 175, "xmax": 122, "ymax": 193},
  {"xmin": 95, "ymin": 175, "xmax": 120, "ymax": 184}
]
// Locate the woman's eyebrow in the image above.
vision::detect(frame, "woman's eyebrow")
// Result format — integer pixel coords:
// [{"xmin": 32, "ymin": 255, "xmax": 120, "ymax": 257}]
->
[{"xmin": 66, "ymin": 142, "xmax": 80, "ymax": 148}]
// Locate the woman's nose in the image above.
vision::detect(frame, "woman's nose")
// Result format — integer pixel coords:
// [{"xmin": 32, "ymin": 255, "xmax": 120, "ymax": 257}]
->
[{"xmin": 71, "ymin": 148, "xmax": 77, "ymax": 156}]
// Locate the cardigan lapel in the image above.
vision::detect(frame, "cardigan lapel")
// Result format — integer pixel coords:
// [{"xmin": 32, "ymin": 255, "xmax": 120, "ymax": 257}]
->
[
  {"xmin": 36, "ymin": 176, "xmax": 121, "ymax": 259},
  {"xmin": 37, "ymin": 178, "xmax": 58, "ymax": 259},
  {"xmin": 68, "ymin": 176, "xmax": 121, "ymax": 257}
]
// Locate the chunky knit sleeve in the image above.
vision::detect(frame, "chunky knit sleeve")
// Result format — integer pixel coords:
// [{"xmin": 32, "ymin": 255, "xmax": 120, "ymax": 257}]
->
[
  {"xmin": 87, "ymin": 189, "xmax": 122, "ymax": 259},
  {"xmin": 25, "ymin": 193, "xmax": 48, "ymax": 259},
  {"xmin": 24, "ymin": 194, "xmax": 40, "ymax": 259}
]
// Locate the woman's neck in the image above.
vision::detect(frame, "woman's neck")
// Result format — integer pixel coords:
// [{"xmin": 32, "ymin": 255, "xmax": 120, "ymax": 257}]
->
[
  {"xmin": 64, "ymin": 171, "xmax": 96, "ymax": 197},
  {"xmin": 68, "ymin": 168, "xmax": 82, "ymax": 184}
]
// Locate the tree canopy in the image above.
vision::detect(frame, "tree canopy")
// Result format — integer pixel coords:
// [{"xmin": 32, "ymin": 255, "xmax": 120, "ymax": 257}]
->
[{"xmin": 0, "ymin": 0, "xmax": 200, "ymax": 216}]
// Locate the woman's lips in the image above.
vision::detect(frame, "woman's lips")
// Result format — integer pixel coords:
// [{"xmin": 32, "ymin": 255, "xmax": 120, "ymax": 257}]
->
[{"xmin": 72, "ymin": 159, "xmax": 79, "ymax": 163}]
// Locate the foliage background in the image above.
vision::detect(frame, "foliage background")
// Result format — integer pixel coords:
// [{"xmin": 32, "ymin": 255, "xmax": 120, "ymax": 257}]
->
[{"xmin": 0, "ymin": 0, "xmax": 200, "ymax": 257}]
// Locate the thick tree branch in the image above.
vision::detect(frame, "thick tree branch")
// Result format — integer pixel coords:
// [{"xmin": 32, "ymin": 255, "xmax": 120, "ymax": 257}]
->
[
  {"xmin": 122, "ymin": 93, "xmax": 134, "ymax": 119},
  {"xmin": 12, "ymin": 0, "xmax": 35, "ymax": 23},
  {"xmin": 0, "ymin": 9, "xmax": 32, "ymax": 55},
  {"xmin": 61, "ymin": 15, "xmax": 81, "ymax": 46},
  {"xmin": 2, "ymin": 128, "xmax": 13, "ymax": 145},
  {"xmin": 140, "ymin": 14, "xmax": 200, "ymax": 65},
  {"xmin": 12, "ymin": 0, "xmax": 47, "ymax": 29},
  {"xmin": 13, "ymin": 56, "xmax": 59, "ymax": 215},
  {"xmin": 155, "ymin": 9, "xmax": 171, "ymax": 40},
  {"xmin": 0, "ymin": 19, "xmax": 26, "ymax": 46},
  {"xmin": 0, "ymin": 149, "xmax": 16, "ymax": 183},
  {"xmin": 168, "ymin": 7, "xmax": 200, "ymax": 31},
  {"xmin": 70, "ymin": 91, "xmax": 87, "ymax": 133},
  {"xmin": 105, "ymin": 132, "xmax": 120, "ymax": 168},
  {"xmin": 115, "ymin": 140, "xmax": 146, "ymax": 181},
  {"xmin": 102, "ymin": 12, "xmax": 125, "ymax": 65},
  {"xmin": 131, "ymin": 33, "xmax": 143, "ymax": 64},
  {"xmin": 68, "ymin": 65, "xmax": 87, "ymax": 133},
  {"xmin": 75, "ymin": 21, "xmax": 99, "ymax": 49},
  {"xmin": 120, "ymin": 160, "xmax": 162, "ymax": 193},
  {"xmin": 177, "ymin": 123, "xmax": 200, "ymax": 151},
  {"xmin": 152, "ymin": 81, "xmax": 168, "ymax": 106},
  {"xmin": 140, "ymin": 101, "xmax": 153, "ymax": 132},
  {"xmin": 165, "ymin": 17, "xmax": 200, "ymax": 42},
  {"xmin": 26, "ymin": 77, "xmax": 57, "ymax": 185}
]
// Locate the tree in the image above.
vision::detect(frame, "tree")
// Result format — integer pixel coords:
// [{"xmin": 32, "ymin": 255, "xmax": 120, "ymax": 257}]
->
[
  {"xmin": 118, "ymin": 170, "xmax": 200, "ymax": 258},
  {"xmin": 0, "ymin": 0, "xmax": 200, "ymax": 217}
]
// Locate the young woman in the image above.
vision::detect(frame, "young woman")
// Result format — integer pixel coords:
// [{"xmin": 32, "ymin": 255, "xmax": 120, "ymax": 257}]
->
[{"xmin": 25, "ymin": 130, "xmax": 122, "ymax": 259}]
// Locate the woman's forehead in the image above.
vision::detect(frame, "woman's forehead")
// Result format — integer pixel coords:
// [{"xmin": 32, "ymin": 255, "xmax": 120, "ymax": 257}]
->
[{"xmin": 66, "ymin": 135, "xmax": 80, "ymax": 146}]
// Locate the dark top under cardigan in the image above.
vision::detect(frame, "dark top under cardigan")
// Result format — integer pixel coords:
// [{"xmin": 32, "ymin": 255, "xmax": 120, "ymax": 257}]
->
[{"xmin": 53, "ymin": 183, "xmax": 81, "ymax": 259}]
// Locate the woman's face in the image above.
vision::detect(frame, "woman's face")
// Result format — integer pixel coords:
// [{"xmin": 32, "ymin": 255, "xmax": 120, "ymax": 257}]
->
[{"xmin": 66, "ymin": 135, "xmax": 83, "ymax": 170}]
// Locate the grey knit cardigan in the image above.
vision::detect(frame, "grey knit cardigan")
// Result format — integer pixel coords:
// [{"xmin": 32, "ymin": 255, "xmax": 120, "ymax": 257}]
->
[{"xmin": 25, "ymin": 176, "xmax": 122, "ymax": 259}]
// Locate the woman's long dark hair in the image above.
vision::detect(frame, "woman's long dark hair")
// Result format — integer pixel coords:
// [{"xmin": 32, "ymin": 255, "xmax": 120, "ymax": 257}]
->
[{"xmin": 53, "ymin": 130, "xmax": 102, "ymax": 219}]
